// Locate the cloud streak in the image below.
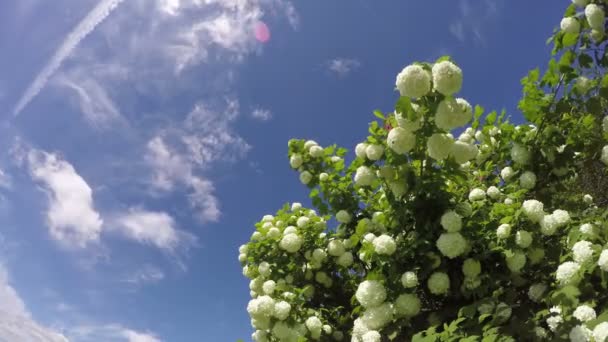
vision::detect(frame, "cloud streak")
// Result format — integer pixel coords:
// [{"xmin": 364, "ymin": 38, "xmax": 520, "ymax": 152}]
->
[{"xmin": 13, "ymin": 0, "xmax": 125, "ymax": 116}]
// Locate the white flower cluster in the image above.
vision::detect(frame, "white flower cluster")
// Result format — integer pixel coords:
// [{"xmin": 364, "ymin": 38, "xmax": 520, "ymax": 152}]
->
[
  {"xmin": 395, "ymin": 64, "xmax": 431, "ymax": 98},
  {"xmin": 522, "ymin": 199, "xmax": 544, "ymax": 222},
  {"xmin": 540, "ymin": 209, "xmax": 571, "ymax": 236},
  {"xmin": 561, "ymin": 17, "xmax": 581, "ymax": 34},
  {"xmin": 519, "ymin": 171, "xmax": 537, "ymax": 189},
  {"xmin": 556, "ymin": 261, "xmax": 580, "ymax": 285},
  {"xmin": 440, "ymin": 210, "xmax": 462, "ymax": 232},
  {"xmin": 427, "ymin": 272, "xmax": 450, "ymax": 295},
  {"xmin": 387, "ymin": 127, "xmax": 416, "ymax": 154},
  {"xmin": 585, "ymin": 4, "xmax": 605, "ymax": 30},
  {"xmin": 355, "ymin": 166, "xmax": 377, "ymax": 187},
  {"xmin": 436, "ymin": 232, "xmax": 467, "ymax": 259},
  {"xmin": 432, "ymin": 61, "xmax": 463, "ymax": 96},
  {"xmin": 435, "ymin": 98, "xmax": 472, "ymax": 131}
]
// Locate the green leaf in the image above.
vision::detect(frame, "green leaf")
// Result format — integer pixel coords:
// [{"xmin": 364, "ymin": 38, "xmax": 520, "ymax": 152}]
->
[
  {"xmin": 373, "ymin": 110, "xmax": 385, "ymax": 120},
  {"xmin": 562, "ymin": 32, "xmax": 579, "ymax": 47},
  {"xmin": 395, "ymin": 96, "xmax": 412, "ymax": 115}
]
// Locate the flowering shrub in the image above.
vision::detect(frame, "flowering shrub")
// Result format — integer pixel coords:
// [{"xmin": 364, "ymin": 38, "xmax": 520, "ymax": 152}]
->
[{"xmin": 239, "ymin": 1, "xmax": 608, "ymax": 341}]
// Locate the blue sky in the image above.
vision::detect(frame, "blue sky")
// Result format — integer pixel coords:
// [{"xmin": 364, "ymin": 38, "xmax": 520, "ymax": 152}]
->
[{"xmin": 0, "ymin": 0, "xmax": 563, "ymax": 341}]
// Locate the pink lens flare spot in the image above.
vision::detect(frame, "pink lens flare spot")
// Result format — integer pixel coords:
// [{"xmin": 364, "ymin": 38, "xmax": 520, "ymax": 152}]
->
[{"xmin": 254, "ymin": 21, "xmax": 271, "ymax": 43}]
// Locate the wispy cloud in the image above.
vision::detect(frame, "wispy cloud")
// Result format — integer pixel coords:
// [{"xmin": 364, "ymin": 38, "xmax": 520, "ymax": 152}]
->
[
  {"xmin": 27, "ymin": 149, "xmax": 103, "ymax": 248},
  {"xmin": 121, "ymin": 264, "xmax": 165, "ymax": 286},
  {"xmin": 68, "ymin": 324, "xmax": 161, "ymax": 342},
  {"xmin": 326, "ymin": 58, "xmax": 361, "ymax": 77},
  {"xmin": 448, "ymin": 0, "xmax": 502, "ymax": 44},
  {"xmin": 13, "ymin": 0, "xmax": 125, "ymax": 116},
  {"xmin": 251, "ymin": 108, "xmax": 272, "ymax": 121}
]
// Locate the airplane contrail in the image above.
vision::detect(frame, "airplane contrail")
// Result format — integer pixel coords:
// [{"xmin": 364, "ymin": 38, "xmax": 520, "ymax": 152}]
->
[{"xmin": 13, "ymin": 0, "xmax": 125, "ymax": 116}]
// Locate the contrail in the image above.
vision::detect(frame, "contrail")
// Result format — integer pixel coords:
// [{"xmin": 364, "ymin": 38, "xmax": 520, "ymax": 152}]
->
[{"xmin": 13, "ymin": 0, "xmax": 125, "ymax": 116}]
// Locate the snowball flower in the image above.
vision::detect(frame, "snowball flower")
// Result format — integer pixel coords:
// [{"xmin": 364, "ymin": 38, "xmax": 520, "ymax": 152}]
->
[
  {"xmin": 300, "ymin": 171, "xmax": 312, "ymax": 185},
  {"xmin": 468, "ymin": 188, "xmax": 486, "ymax": 201},
  {"xmin": 252, "ymin": 330, "xmax": 268, "ymax": 342},
  {"xmin": 401, "ymin": 271, "xmax": 418, "ymax": 288},
  {"xmin": 262, "ymin": 280, "xmax": 276, "ymax": 295},
  {"xmin": 602, "ymin": 146, "xmax": 608, "ymax": 165},
  {"xmin": 290, "ymin": 154, "xmax": 303, "ymax": 168},
  {"xmin": 519, "ymin": 171, "xmax": 537, "ymax": 189},
  {"xmin": 396, "ymin": 64, "xmax": 431, "ymax": 98},
  {"xmin": 355, "ymin": 166, "xmax": 377, "ymax": 187},
  {"xmin": 387, "ymin": 127, "xmax": 415, "ymax": 154},
  {"xmin": 258, "ymin": 262, "xmax": 271, "ymax": 277},
  {"xmin": 553, "ymin": 209, "xmax": 571, "ymax": 226},
  {"xmin": 556, "ymin": 261, "xmax": 580, "ymax": 285},
  {"xmin": 450, "ymin": 141, "xmax": 478, "ymax": 164},
  {"xmin": 572, "ymin": 0, "xmax": 589, "ymax": 7},
  {"xmin": 373, "ymin": 234, "xmax": 397, "ymax": 255},
  {"xmin": 432, "ymin": 60, "xmax": 463, "ymax": 96},
  {"xmin": 547, "ymin": 315, "xmax": 563, "ymax": 332},
  {"xmin": 583, "ymin": 194, "xmax": 593, "ymax": 205},
  {"xmin": 486, "ymin": 186, "xmax": 501, "ymax": 199},
  {"xmin": 247, "ymin": 295, "xmax": 275, "ymax": 320},
  {"xmin": 573, "ymin": 240, "xmax": 594, "ymax": 264},
  {"xmin": 355, "ymin": 280, "xmax": 387, "ymax": 308},
  {"xmin": 570, "ymin": 325, "xmax": 592, "ymax": 342},
  {"xmin": 522, "ymin": 200, "xmax": 545, "ymax": 223},
  {"xmin": 585, "ymin": 4, "xmax": 605, "ymax": 30},
  {"xmin": 272, "ymin": 322, "xmax": 297, "ymax": 340},
  {"xmin": 395, "ymin": 293, "xmax": 421, "ymax": 317},
  {"xmin": 279, "ymin": 234, "xmax": 303, "ymax": 253},
  {"xmin": 319, "ymin": 173, "xmax": 329, "ymax": 182},
  {"xmin": 428, "ymin": 272, "xmax": 450, "ymax": 295},
  {"xmin": 356, "ymin": 143, "xmax": 369, "ymax": 159},
  {"xmin": 560, "ymin": 17, "xmax": 581, "ymax": 34},
  {"xmin": 362, "ymin": 331, "xmax": 382, "ymax": 342},
  {"xmin": 511, "ymin": 143, "xmax": 531, "ymax": 165},
  {"xmin": 593, "ymin": 322, "xmax": 608, "ymax": 342},
  {"xmin": 337, "ymin": 251, "xmax": 354, "ymax": 267},
  {"xmin": 238, "ymin": 253, "xmax": 247, "ymax": 262},
  {"xmin": 496, "ymin": 224, "xmax": 511, "ymax": 239},
  {"xmin": 304, "ymin": 140, "xmax": 318, "ymax": 150},
  {"xmin": 580, "ymin": 223, "xmax": 596, "ymax": 236},
  {"xmin": 440, "ymin": 211, "xmax": 462, "ymax": 232},
  {"xmin": 506, "ymin": 251, "xmax": 526, "ymax": 273},
  {"xmin": 309, "ymin": 145, "xmax": 324, "ymax": 158},
  {"xmin": 305, "ymin": 316, "xmax": 323, "ymax": 338},
  {"xmin": 462, "ymin": 258, "xmax": 481, "ymax": 277},
  {"xmin": 573, "ymin": 305, "xmax": 596, "ymax": 322},
  {"xmin": 435, "ymin": 98, "xmax": 472, "ymax": 131},
  {"xmin": 366, "ymin": 144, "xmax": 384, "ymax": 161},
  {"xmin": 328, "ymin": 239, "xmax": 346, "ymax": 257},
  {"xmin": 336, "ymin": 210, "xmax": 352, "ymax": 224},
  {"xmin": 283, "ymin": 226, "xmax": 297, "ymax": 235},
  {"xmin": 528, "ymin": 283, "xmax": 547, "ymax": 302},
  {"xmin": 540, "ymin": 214, "xmax": 559, "ymax": 236},
  {"xmin": 427, "ymin": 133, "xmax": 454, "ymax": 160},
  {"xmin": 436, "ymin": 232, "xmax": 467, "ymax": 258},
  {"xmin": 297, "ymin": 216, "xmax": 310, "ymax": 228},
  {"xmin": 500, "ymin": 166, "xmax": 515, "ymax": 180},
  {"xmin": 515, "ymin": 230, "xmax": 533, "ymax": 248},
  {"xmin": 598, "ymin": 250, "xmax": 608, "ymax": 271},
  {"xmin": 274, "ymin": 301, "xmax": 291, "ymax": 320},
  {"xmin": 361, "ymin": 302, "xmax": 394, "ymax": 330},
  {"xmin": 504, "ymin": 198, "xmax": 513, "ymax": 205}
]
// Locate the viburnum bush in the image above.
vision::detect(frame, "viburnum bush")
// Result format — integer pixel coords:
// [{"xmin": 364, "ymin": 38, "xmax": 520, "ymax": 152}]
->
[{"xmin": 239, "ymin": 2, "xmax": 608, "ymax": 341}]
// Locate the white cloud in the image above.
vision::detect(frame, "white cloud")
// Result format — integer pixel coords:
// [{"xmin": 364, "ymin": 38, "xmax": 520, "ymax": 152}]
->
[
  {"xmin": 13, "ymin": 0, "xmax": 126, "ymax": 116},
  {"xmin": 448, "ymin": 0, "xmax": 502, "ymax": 44},
  {"xmin": 326, "ymin": 58, "xmax": 361, "ymax": 77},
  {"xmin": 0, "ymin": 264, "xmax": 68, "ymax": 342},
  {"xmin": 114, "ymin": 209, "xmax": 194, "ymax": 251},
  {"xmin": 122, "ymin": 264, "xmax": 165, "ymax": 285},
  {"xmin": 28, "ymin": 150, "xmax": 103, "ymax": 248},
  {"xmin": 68, "ymin": 324, "xmax": 161, "ymax": 342},
  {"xmin": 0, "ymin": 168, "xmax": 10, "ymax": 189},
  {"xmin": 251, "ymin": 108, "xmax": 272, "ymax": 121}
]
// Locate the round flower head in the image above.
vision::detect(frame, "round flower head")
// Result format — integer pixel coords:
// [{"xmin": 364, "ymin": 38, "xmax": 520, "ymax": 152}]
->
[
  {"xmin": 247, "ymin": 295, "xmax": 275, "ymax": 320},
  {"xmin": 328, "ymin": 239, "xmax": 346, "ymax": 257},
  {"xmin": 273, "ymin": 301, "xmax": 291, "ymax": 321},
  {"xmin": 355, "ymin": 143, "xmax": 369, "ymax": 159},
  {"xmin": 450, "ymin": 141, "xmax": 478, "ymax": 164},
  {"xmin": 593, "ymin": 322, "xmax": 608, "ymax": 342},
  {"xmin": 296, "ymin": 216, "xmax": 310, "ymax": 228},
  {"xmin": 387, "ymin": 127, "xmax": 416, "ymax": 154},
  {"xmin": 585, "ymin": 4, "xmax": 605, "ymax": 30},
  {"xmin": 515, "ymin": 230, "xmax": 533, "ymax": 248},
  {"xmin": 309, "ymin": 145, "xmax": 324, "ymax": 158},
  {"xmin": 300, "ymin": 171, "xmax": 312, "ymax": 185},
  {"xmin": 252, "ymin": 330, "xmax": 268, "ymax": 342},
  {"xmin": 238, "ymin": 253, "xmax": 247, "ymax": 262},
  {"xmin": 496, "ymin": 224, "xmax": 511, "ymax": 239},
  {"xmin": 337, "ymin": 251, "xmax": 354, "ymax": 267},
  {"xmin": 290, "ymin": 154, "xmax": 303, "ymax": 169},
  {"xmin": 547, "ymin": 315, "xmax": 563, "ymax": 332},
  {"xmin": 556, "ymin": 261, "xmax": 580, "ymax": 285},
  {"xmin": 432, "ymin": 60, "xmax": 463, "ymax": 96},
  {"xmin": 573, "ymin": 305, "xmax": 596, "ymax": 322},
  {"xmin": 570, "ymin": 325, "xmax": 593, "ymax": 342},
  {"xmin": 573, "ymin": 240, "xmax": 594, "ymax": 264},
  {"xmin": 251, "ymin": 231, "xmax": 262, "ymax": 241},
  {"xmin": 540, "ymin": 214, "xmax": 559, "ymax": 236},
  {"xmin": 355, "ymin": 166, "xmax": 377, "ymax": 187},
  {"xmin": 427, "ymin": 133, "xmax": 454, "ymax": 160},
  {"xmin": 504, "ymin": 198, "xmax": 513, "ymax": 205},
  {"xmin": 528, "ymin": 283, "xmax": 547, "ymax": 302},
  {"xmin": 262, "ymin": 280, "xmax": 276, "ymax": 295},
  {"xmin": 435, "ymin": 98, "xmax": 464, "ymax": 131},
  {"xmin": 428, "ymin": 272, "xmax": 450, "ymax": 295},
  {"xmin": 395, "ymin": 293, "xmax": 421, "ymax": 317},
  {"xmin": 361, "ymin": 302, "xmax": 394, "ymax": 330},
  {"xmin": 279, "ymin": 234, "xmax": 303, "ymax": 253},
  {"xmin": 440, "ymin": 210, "xmax": 462, "ymax": 232},
  {"xmin": 579, "ymin": 223, "xmax": 596, "ymax": 236},
  {"xmin": 462, "ymin": 258, "xmax": 481, "ymax": 277},
  {"xmin": 336, "ymin": 210, "xmax": 352, "ymax": 224},
  {"xmin": 500, "ymin": 166, "xmax": 515, "ymax": 180},
  {"xmin": 511, "ymin": 143, "xmax": 531, "ymax": 165},
  {"xmin": 522, "ymin": 200, "xmax": 545, "ymax": 223},
  {"xmin": 572, "ymin": 0, "xmax": 589, "ymax": 7},
  {"xmin": 506, "ymin": 251, "xmax": 526, "ymax": 273},
  {"xmin": 603, "ymin": 116, "xmax": 608, "ymax": 133},
  {"xmin": 553, "ymin": 209, "xmax": 571, "ymax": 227},
  {"xmin": 363, "ymin": 233, "xmax": 376, "ymax": 243},
  {"xmin": 601, "ymin": 146, "xmax": 608, "ymax": 165},
  {"xmin": 258, "ymin": 262, "xmax": 271, "ymax": 277},
  {"xmin": 436, "ymin": 232, "xmax": 467, "ymax": 258},
  {"xmin": 575, "ymin": 76, "xmax": 592, "ymax": 94},
  {"xmin": 560, "ymin": 17, "xmax": 581, "ymax": 34},
  {"xmin": 355, "ymin": 280, "xmax": 387, "ymax": 308},
  {"xmin": 468, "ymin": 188, "xmax": 486, "ymax": 201},
  {"xmin": 401, "ymin": 271, "xmax": 418, "ymax": 288},
  {"xmin": 396, "ymin": 64, "xmax": 432, "ymax": 98},
  {"xmin": 366, "ymin": 144, "xmax": 384, "ymax": 161},
  {"xmin": 519, "ymin": 171, "xmax": 537, "ymax": 189},
  {"xmin": 583, "ymin": 194, "xmax": 593, "ymax": 205},
  {"xmin": 598, "ymin": 249, "xmax": 608, "ymax": 271},
  {"xmin": 319, "ymin": 172, "xmax": 329, "ymax": 182},
  {"xmin": 362, "ymin": 331, "xmax": 382, "ymax": 342},
  {"xmin": 305, "ymin": 316, "xmax": 323, "ymax": 338},
  {"xmin": 373, "ymin": 234, "xmax": 397, "ymax": 255},
  {"xmin": 304, "ymin": 140, "xmax": 318, "ymax": 150}
]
